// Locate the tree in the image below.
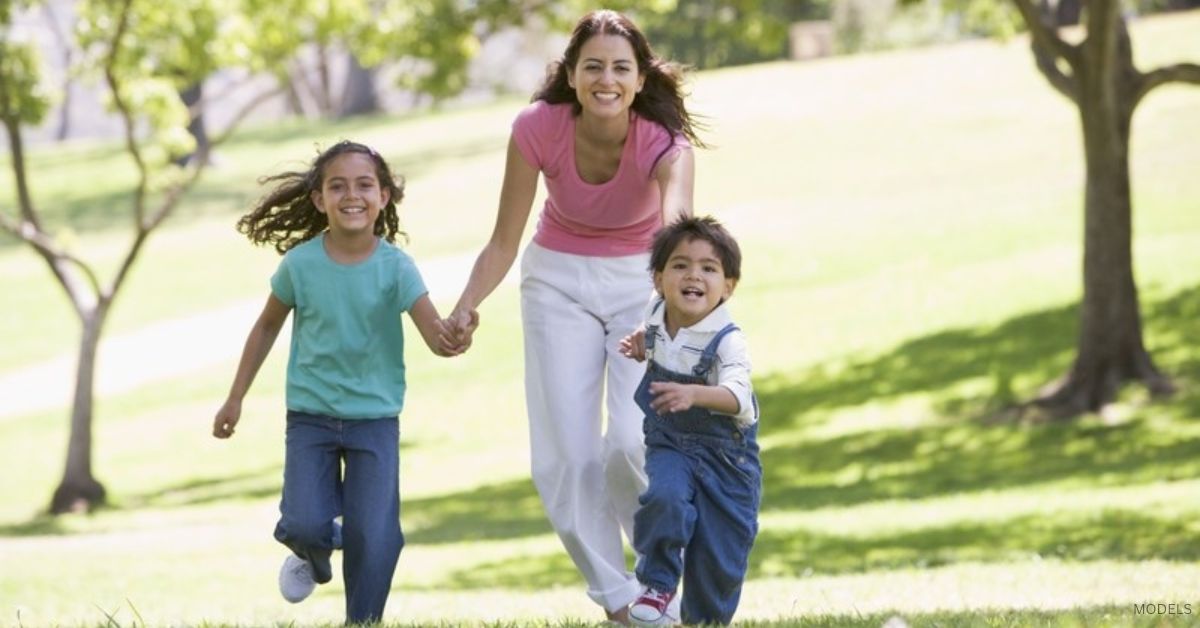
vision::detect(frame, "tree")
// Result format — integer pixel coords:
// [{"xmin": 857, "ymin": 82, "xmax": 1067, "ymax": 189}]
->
[
  {"xmin": 3, "ymin": 0, "xmax": 547, "ymax": 515},
  {"xmin": 1, "ymin": 0, "xmax": 280, "ymax": 513},
  {"xmin": 1005, "ymin": 0, "xmax": 1200, "ymax": 416}
]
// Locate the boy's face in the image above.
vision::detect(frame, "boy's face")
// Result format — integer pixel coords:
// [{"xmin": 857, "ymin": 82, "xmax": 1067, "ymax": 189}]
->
[{"xmin": 653, "ymin": 237, "xmax": 737, "ymax": 330}]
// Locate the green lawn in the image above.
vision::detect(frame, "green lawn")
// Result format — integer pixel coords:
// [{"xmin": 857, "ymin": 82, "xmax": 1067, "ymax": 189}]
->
[{"xmin": 3, "ymin": 10, "xmax": 1200, "ymax": 627}]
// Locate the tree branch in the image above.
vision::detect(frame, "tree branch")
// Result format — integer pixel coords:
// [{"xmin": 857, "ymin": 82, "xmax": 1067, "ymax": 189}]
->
[
  {"xmin": 1135, "ymin": 62, "xmax": 1200, "ymax": 106},
  {"xmin": 103, "ymin": 0, "xmax": 148, "ymax": 227},
  {"xmin": 0, "ymin": 213, "xmax": 102, "ymax": 316},
  {"xmin": 1011, "ymin": 0, "xmax": 1080, "ymax": 69},
  {"xmin": 1012, "ymin": 0, "xmax": 1081, "ymax": 102},
  {"xmin": 208, "ymin": 83, "xmax": 287, "ymax": 146}
]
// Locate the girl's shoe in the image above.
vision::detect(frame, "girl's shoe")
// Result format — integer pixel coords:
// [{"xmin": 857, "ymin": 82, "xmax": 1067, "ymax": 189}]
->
[{"xmin": 278, "ymin": 554, "xmax": 316, "ymax": 603}]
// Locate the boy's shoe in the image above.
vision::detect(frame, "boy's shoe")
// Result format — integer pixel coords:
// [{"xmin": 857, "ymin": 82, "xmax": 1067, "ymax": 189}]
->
[
  {"xmin": 629, "ymin": 587, "xmax": 678, "ymax": 626},
  {"xmin": 278, "ymin": 554, "xmax": 316, "ymax": 603}
]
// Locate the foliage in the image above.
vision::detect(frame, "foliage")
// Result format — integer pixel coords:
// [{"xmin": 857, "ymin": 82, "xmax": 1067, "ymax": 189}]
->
[
  {"xmin": 600, "ymin": 0, "xmax": 820, "ymax": 69},
  {"xmin": 0, "ymin": 38, "xmax": 52, "ymax": 125}
]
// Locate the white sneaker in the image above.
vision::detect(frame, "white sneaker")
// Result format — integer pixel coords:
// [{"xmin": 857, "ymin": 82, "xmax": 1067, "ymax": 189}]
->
[
  {"xmin": 278, "ymin": 554, "xmax": 316, "ymax": 603},
  {"xmin": 630, "ymin": 587, "xmax": 679, "ymax": 626}
]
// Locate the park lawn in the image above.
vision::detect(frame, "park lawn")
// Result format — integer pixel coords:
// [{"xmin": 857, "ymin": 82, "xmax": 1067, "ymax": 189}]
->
[{"xmin": 2, "ymin": 9, "xmax": 1200, "ymax": 627}]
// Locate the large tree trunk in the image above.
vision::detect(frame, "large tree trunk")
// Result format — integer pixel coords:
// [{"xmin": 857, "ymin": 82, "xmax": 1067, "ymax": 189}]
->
[
  {"xmin": 49, "ymin": 304, "xmax": 110, "ymax": 514},
  {"xmin": 1035, "ymin": 17, "xmax": 1173, "ymax": 416}
]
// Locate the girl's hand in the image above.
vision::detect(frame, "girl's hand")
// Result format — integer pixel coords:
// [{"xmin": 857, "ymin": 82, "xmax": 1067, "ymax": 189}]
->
[
  {"xmin": 213, "ymin": 398, "xmax": 242, "ymax": 439},
  {"xmin": 618, "ymin": 328, "xmax": 646, "ymax": 362},
  {"xmin": 648, "ymin": 382, "xmax": 696, "ymax": 414},
  {"xmin": 435, "ymin": 317, "xmax": 474, "ymax": 356}
]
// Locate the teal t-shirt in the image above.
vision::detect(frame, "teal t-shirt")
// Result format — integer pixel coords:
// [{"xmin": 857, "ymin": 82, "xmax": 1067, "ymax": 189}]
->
[{"xmin": 270, "ymin": 235, "xmax": 427, "ymax": 419}]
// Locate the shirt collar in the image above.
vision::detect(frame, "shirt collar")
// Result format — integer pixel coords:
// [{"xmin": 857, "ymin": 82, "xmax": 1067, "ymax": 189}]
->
[{"xmin": 648, "ymin": 299, "xmax": 734, "ymax": 333}]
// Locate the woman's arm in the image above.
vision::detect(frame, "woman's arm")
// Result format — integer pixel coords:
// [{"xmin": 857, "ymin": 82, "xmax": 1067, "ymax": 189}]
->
[
  {"xmin": 213, "ymin": 294, "xmax": 291, "ymax": 438},
  {"xmin": 448, "ymin": 136, "xmax": 539, "ymax": 333},
  {"xmin": 656, "ymin": 146, "xmax": 695, "ymax": 225}
]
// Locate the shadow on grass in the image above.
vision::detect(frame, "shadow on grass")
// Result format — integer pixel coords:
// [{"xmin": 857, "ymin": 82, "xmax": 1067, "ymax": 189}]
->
[
  {"xmin": 757, "ymin": 284, "xmax": 1200, "ymax": 512},
  {"xmin": 403, "ymin": 477, "xmax": 552, "ymax": 544},
  {"xmin": 748, "ymin": 508, "xmax": 1200, "ymax": 578}
]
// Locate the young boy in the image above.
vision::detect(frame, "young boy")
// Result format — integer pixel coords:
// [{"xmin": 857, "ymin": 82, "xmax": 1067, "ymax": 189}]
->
[{"xmin": 620, "ymin": 216, "xmax": 761, "ymax": 626}]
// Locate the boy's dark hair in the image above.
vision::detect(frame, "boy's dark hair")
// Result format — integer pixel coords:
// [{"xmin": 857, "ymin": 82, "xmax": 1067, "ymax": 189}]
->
[
  {"xmin": 649, "ymin": 216, "xmax": 741, "ymax": 280},
  {"xmin": 237, "ymin": 140, "xmax": 406, "ymax": 254}
]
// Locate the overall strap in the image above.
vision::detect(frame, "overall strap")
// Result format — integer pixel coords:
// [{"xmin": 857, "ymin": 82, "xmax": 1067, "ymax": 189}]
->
[
  {"xmin": 692, "ymin": 323, "xmax": 740, "ymax": 377},
  {"xmin": 645, "ymin": 298, "xmax": 664, "ymax": 361}
]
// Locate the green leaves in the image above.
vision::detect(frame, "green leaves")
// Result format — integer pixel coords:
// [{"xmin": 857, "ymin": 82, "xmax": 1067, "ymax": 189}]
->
[{"xmin": 0, "ymin": 40, "xmax": 52, "ymax": 125}]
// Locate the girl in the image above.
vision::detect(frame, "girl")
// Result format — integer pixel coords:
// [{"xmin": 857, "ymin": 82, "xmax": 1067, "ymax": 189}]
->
[
  {"xmin": 211, "ymin": 140, "xmax": 471, "ymax": 624},
  {"xmin": 445, "ymin": 9, "xmax": 702, "ymax": 623}
]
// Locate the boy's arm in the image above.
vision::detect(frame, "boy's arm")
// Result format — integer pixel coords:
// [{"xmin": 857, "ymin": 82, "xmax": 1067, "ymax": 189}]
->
[
  {"xmin": 647, "ymin": 382, "xmax": 740, "ymax": 415},
  {"xmin": 715, "ymin": 330, "xmax": 756, "ymax": 424},
  {"xmin": 213, "ymin": 294, "xmax": 291, "ymax": 438},
  {"xmin": 647, "ymin": 329, "xmax": 755, "ymax": 421}
]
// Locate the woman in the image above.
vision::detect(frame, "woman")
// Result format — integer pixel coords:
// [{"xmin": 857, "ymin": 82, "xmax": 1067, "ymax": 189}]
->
[{"xmin": 447, "ymin": 9, "xmax": 703, "ymax": 623}]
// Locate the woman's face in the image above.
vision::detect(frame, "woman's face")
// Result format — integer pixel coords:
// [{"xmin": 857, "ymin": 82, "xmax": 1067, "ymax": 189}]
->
[{"xmin": 568, "ymin": 34, "xmax": 645, "ymax": 121}]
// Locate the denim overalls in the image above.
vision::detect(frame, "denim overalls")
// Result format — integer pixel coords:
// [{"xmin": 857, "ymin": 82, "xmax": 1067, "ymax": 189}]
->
[{"xmin": 632, "ymin": 320, "xmax": 762, "ymax": 626}]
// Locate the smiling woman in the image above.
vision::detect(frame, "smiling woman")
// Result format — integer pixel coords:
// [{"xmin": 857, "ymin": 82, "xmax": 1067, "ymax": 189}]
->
[{"xmin": 442, "ymin": 8, "xmax": 707, "ymax": 625}]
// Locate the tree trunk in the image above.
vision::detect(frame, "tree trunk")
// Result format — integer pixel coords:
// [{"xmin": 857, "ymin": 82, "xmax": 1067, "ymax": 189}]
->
[
  {"xmin": 174, "ymin": 83, "xmax": 210, "ymax": 166},
  {"xmin": 1035, "ymin": 19, "xmax": 1174, "ymax": 416},
  {"xmin": 338, "ymin": 55, "xmax": 379, "ymax": 118},
  {"xmin": 49, "ymin": 304, "xmax": 110, "ymax": 514}
]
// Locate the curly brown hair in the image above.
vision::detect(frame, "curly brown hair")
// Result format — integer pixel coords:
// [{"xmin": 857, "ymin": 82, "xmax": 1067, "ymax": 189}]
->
[
  {"xmin": 237, "ymin": 141, "xmax": 406, "ymax": 254},
  {"xmin": 533, "ymin": 10, "xmax": 707, "ymax": 152}
]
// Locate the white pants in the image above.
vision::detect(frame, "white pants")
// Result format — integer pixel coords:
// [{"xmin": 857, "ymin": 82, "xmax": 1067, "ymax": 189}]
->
[{"xmin": 520, "ymin": 241, "xmax": 651, "ymax": 612}]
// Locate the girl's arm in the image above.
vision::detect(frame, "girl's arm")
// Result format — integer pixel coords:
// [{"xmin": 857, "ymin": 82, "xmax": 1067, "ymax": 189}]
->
[
  {"xmin": 409, "ymin": 293, "xmax": 463, "ymax": 357},
  {"xmin": 655, "ymin": 146, "xmax": 696, "ymax": 225},
  {"xmin": 213, "ymin": 294, "xmax": 291, "ymax": 439},
  {"xmin": 448, "ymin": 136, "xmax": 539, "ymax": 336}
]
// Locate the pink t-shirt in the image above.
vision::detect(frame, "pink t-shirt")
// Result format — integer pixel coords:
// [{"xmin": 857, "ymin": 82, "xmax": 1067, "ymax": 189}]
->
[{"xmin": 512, "ymin": 100, "xmax": 691, "ymax": 257}]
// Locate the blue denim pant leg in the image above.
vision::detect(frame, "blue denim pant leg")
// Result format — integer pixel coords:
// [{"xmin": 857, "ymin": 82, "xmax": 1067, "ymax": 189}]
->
[
  {"xmin": 273, "ymin": 412, "xmax": 403, "ymax": 625},
  {"xmin": 340, "ymin": 417, "xmax": 403, "ymax": 624},
  {"xmin": 274, "ymin": 413, "xmax": 344, "ymax": 585},
  {"xmin": 633, "ymin": 436, "xmax": 697, "ymax": 593},
  {"xmin": 680, "ymin": 442, "xmax": 760, "ymax": 626}
]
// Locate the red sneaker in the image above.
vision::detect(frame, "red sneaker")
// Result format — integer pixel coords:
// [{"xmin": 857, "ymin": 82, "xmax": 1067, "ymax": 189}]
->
[{"xmin": 629, "ymin": 587, "xmax": 677, "ymax": 625}]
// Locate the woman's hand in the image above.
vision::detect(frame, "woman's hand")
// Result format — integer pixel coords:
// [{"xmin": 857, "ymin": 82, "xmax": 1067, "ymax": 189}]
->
[{"xmin": 443, "ymin": 306, "xmax": 480, "ymax": 350}]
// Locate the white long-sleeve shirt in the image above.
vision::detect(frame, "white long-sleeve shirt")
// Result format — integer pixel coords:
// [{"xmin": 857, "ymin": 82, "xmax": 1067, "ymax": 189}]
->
[{"xmin": 645, "ymin": 300, "xmax": 757, "ymax": 426}]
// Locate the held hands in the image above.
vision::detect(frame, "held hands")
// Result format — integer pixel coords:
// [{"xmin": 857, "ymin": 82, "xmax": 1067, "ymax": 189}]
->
[
  {"xmin": 647, "ymin": 382, "xmax": 696, "ymax": 415},
  {"xmin": 436, "ymin": 305, "xmax": 480, "ymax": 356},
  {"xmin": 618, "ymin": 327, "xmax": 647, "ymax": 362},
  {"xmin": 212, "ymin": 397, "xmax": 241, "ymax": 439}
]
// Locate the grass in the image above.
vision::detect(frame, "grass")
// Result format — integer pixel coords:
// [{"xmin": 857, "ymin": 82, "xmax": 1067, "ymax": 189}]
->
[{"xmin": 3, "ymin": 9, "xmax": 1200, "ymax": 627}]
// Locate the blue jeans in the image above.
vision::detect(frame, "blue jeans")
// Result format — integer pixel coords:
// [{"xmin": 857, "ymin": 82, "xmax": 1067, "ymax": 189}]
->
[{"xmin": 274, "ymin": 411, "xmax": 403, "ymax": 624}]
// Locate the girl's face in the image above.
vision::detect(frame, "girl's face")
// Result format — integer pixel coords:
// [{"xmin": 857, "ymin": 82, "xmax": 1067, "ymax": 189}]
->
[
  {"xmin": 567, "ymin": 34, "xmax": 644, "ymax": 121},
  {"xmin": 653, "ymin": 237, "xmax": 736, "ymax": 331},
  {"xmin": 311, "ymin": 153, "xmax": 389, "ymax": 239}
]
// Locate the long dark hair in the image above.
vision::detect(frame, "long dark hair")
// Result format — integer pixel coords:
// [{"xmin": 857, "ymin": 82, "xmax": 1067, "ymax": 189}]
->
[
  {"xmin": 533, "ymin": 9, "xmax": 707, "ymax": 149},
  {"xmin": 237, "ymin": 141, "xmax": 406, "ymax": 254}
]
